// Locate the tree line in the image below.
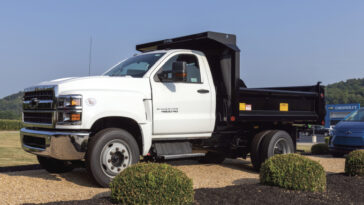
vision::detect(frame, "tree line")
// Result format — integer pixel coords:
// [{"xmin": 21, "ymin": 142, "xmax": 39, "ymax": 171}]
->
[
  {"xmin": 0, "ymin": 92, "xmax": 23, "ymax": 120},
  {"xmin": 325, "ymin": 78, "xmax": 364, "ymax": 105}
]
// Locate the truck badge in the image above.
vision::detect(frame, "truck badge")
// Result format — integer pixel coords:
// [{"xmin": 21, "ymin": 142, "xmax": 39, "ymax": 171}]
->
[{"xmin": 29, "ymin": 98, "xmax": 39, "ymax": 109}]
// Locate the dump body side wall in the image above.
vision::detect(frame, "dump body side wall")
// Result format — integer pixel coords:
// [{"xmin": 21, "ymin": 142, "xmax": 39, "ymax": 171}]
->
[{"xmin": 237, "ymin": 84, "xmax": 326, "ymax": 125}]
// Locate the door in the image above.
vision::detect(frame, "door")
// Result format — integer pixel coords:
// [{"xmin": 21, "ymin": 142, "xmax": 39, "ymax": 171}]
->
[{"xmin": 151, "ymin": 53, "xmax": 213, "ymax": 135}]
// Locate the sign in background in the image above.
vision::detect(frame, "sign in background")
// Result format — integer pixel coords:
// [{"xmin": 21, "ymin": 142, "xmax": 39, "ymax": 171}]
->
[{"xmin": 325, "ymin": 103, "xmax": 360, "ymax": 128}]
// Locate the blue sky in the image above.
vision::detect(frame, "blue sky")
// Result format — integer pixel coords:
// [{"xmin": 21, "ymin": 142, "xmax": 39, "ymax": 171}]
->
[{"xmin": 1, "ymin": 0, "xmax": 364, "ymax": 98}]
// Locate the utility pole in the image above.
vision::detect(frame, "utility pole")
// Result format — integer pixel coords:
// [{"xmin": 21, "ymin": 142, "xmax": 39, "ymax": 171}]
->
[{"xmin": 88, "ymin": 36, "xmax": 93, "ymax": 76}]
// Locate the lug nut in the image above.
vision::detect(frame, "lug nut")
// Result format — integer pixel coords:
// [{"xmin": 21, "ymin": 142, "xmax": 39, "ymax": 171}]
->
[
  {"xmin": 111, "ymin": 166, "xmax": 114, "ymax": 170},
  {"xmin": 124, "ymin": 156, "xmax": 128, "ymax": 159},
  {"xmin": 117, "ymin": 168, "xmax": 121, "ymax": 172},
  {"xmin": 123, "ymin": 164, "xmax": 126, "ymax": 167},
  {"xmin": 122, "ymin": 150, "xmax": 125, "ymax": 153},
  {"xmin": 116, "ymin": 148, "xmax": 119, "ymax": 151},
  {"xmin": 108, "ymin": 159, "xmax": 111, "ymax": 163}
]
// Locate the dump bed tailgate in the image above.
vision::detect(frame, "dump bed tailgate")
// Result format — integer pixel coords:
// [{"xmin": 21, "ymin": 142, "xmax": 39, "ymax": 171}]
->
[{"xmin": 238, "ymin": 84, "xmax": 325, "ymax": 124}]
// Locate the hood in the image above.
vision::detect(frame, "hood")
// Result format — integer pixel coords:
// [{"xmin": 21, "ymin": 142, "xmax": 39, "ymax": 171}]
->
[
  {"xmin": 31, "ymin": 76, "xmax": 151, "ymax": 98},
  {"xmin": 334, "ymin": 121, "xmax": 364, "ymax": 136},
  {"xmin": 335, "ymin": 121, "xmax": 364, "ymax": 130}
]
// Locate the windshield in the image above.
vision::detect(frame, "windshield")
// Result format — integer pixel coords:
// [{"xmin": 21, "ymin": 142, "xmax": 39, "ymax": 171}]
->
[
  {"xmin": 104, "ymin": 53, "xmax": 165, "ymax": 77},
  {"xmin": 344, "ymin": 109, "xmax": 364, "ymax": 122}
]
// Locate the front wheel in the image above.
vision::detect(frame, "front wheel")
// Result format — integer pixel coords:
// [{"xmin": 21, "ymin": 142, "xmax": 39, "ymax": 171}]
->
[{"xmin": 86, "ymin": 128, "xmax": 140, "ymax": 187}]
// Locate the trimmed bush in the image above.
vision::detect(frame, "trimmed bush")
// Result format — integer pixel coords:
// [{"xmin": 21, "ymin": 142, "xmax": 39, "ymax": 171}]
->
[
  {"xmin": 345, "ymin": 150, "xmax": 364, "ymax": 176},
  {"xmin": 110, "ymin": 163, "xmax": 194, "ymax": 204},
  {"xmin": 311, "ymin": 143, "xmax": 329, "ymax": 155},
  {"xmin": 0, "ymin": 119, "xmax": 23, "ymax": 130},
  {"xmin": 260, "ymin": 154, "xmax": 326, "ymax": 192},
  {"xmin": 324, "ymin": 136, "xmax": 330, "ymax": 145}
]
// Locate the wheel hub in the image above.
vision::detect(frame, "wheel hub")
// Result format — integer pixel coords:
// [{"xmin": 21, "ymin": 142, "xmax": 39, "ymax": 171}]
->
[
  {"xmin": 111, "ymin": 151, "xmax": 124, "ymax": 167},
  {"xmin": 100, "ymin": 140, "xmax": 131, "ymax": 177},
  {"xmin": 273, "ymin": 138, "xmax": 291, "ymax": 155}
]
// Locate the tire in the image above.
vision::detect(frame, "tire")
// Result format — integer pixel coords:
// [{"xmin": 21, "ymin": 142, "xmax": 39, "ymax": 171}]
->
[
  {"xmin": 260, "ymin": 130, "xmax": 294, "ymax": 163},
  {"xmin": 250, "ymin": 130, "xmax": 272, "ymax": 171},
  {"xmin": 37, "ymin": 156, "xmax": 74, "ymax": 173},
  {"xmin": 86, "ymin": 128, "xmax": 140, "ymax": 187},
  {"xmin": 199, "ymin": 152, "xmax": 225, "ymax": 164}
]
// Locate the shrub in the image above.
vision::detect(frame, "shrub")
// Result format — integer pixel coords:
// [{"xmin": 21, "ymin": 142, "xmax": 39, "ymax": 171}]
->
[
  {"xmin": 311, "ymin": 143, "xmax": 329, "ymax": 155},
  {"xmin": 345, "ymin": 150, "xmax": 364, "ymax": 176},
  {"xmin": 110, "ymin": 163, "xmax": 194, "ymax": 204},
  {"xmin": 260, "ymin": 154, "xmax": 326, "ymax": 192},
  {"xmin": 324, "ymin": 136, "xmax": 330, "ymax": 145},
  {"xmin": 0, "ymin": 119, "xmax": 23, "ymax": 131}
]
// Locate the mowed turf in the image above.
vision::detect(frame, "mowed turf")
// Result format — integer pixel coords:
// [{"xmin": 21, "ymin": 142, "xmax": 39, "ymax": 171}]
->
[
  {"xmin": 0, "ymin": 131, "xmax": 37, "ymax": 166},
  {"xmin": 296, "ymin": 143, "xmax": 313, "ymax": 153}
]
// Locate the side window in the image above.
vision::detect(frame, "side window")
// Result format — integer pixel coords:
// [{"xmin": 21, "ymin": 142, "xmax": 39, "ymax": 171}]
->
[{"xmin": 157, "ymin": 54, "xmax": 201, "ymax": 83}]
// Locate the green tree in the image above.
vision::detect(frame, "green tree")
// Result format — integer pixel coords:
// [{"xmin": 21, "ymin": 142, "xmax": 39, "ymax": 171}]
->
[{"xmin": 326, "ymin": 78, "xmax": 364, "ymax": 105}]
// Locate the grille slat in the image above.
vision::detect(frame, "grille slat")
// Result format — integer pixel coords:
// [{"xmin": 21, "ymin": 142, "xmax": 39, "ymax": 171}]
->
[
  {"xmin": 24, "ymin": 90, "xmax": 54, "ymax": 101},
  {"xmin": 24, "ymin": 112, "xmax": 53, "ymax": 124}
]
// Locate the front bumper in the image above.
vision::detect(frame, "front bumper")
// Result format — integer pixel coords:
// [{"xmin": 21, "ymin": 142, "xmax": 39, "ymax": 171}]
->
[{"xmin": 20, "ymin": 128, "xmax": 89, "ymax": 160}]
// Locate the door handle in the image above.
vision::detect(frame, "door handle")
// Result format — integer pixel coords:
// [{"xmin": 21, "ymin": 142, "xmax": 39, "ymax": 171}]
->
[{"xmin": 197, "ymin": 89, "xmax": 209, "ymax": 94}]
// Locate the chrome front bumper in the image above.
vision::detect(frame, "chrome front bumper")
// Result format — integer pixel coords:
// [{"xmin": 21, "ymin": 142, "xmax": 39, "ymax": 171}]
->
[{"xmin": 20, "ymin": 128, "xmax": 89, "ymax": 160}]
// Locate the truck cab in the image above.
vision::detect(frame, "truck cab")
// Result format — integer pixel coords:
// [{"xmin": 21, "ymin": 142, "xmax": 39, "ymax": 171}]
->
[{"xmin": 20, "ymin": 32, "xmax": 325, "ymax": 187}]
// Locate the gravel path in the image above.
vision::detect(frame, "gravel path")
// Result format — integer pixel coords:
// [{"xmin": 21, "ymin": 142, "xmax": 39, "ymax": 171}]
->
[{"xmin": 0, "ymin": 156, "xmax": 346, "ymax": 205}]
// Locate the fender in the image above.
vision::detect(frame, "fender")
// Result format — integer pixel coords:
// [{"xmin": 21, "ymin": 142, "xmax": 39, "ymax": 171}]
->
[{"xmin": 82, "ymin": 91, "xmax": 152, "ymax": 155}]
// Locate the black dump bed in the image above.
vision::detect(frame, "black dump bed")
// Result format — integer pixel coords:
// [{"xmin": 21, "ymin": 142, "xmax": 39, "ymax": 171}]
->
[
  {"xmin": 239, "ymin": 83, "xmax": 325, "ymax": 124},
  {"xmin": 136, "ymin": 31, "xmax": 326, "ymax": 126}
]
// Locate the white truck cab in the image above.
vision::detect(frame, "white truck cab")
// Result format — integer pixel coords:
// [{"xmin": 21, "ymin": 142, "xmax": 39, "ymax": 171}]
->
[{"xmin": 21, "ymin": 49, "xmax": 216, "ymax": 187}]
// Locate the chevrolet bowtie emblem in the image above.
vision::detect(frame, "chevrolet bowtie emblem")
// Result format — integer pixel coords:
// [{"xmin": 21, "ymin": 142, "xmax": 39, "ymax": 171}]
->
[{"xmin": 29, "ymin": 98, "xmax": 39, "ymax": 109}]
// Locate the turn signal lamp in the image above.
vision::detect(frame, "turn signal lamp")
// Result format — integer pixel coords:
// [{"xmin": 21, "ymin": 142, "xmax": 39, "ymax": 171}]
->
[
  {"xmin": 71, "ymin": 113, "xmax": 81, "ymax": 121},
  {"xmin": 71, "ymin": 98, "xmax": 81, "ymax": 106}
]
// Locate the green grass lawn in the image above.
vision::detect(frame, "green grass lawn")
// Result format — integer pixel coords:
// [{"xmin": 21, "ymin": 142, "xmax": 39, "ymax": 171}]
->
[
  {"xmin": 0, "ymin": 131, "xmax": 37, "ymax": 167},
  {"xmin": 297, "ymin": 144, "xmax": 313, "ymax": 153}
]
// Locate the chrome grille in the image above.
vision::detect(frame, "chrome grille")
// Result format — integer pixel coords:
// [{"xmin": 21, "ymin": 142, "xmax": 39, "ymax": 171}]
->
[{"xmin": 23, "ymin": 86, "xmax": 56, "ymax": 127}]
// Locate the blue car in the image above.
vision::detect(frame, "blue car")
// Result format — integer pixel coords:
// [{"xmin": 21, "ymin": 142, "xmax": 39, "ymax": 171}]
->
[{"xmin": 329, "ymin": 108, "xmax": 364, "ymax": 157}]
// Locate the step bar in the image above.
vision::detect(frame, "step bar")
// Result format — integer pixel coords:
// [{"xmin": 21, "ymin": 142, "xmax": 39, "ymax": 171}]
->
[{"xmin": 160, "ymin": 153, "xmax": 206, "ymax": 160}]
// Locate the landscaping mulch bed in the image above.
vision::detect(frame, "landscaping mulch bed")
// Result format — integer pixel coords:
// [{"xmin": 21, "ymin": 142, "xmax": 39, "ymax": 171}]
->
[{"xmin": 28, "ymin": 174, "xmax": 364, "ymax": 205}]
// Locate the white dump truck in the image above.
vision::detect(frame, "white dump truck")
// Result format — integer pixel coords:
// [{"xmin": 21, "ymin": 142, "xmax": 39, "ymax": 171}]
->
[{"xmin": 20, "ymin": 32, "xmax": 326, "ymax": 187}]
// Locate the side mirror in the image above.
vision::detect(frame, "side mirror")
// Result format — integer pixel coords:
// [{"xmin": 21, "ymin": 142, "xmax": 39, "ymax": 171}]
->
[{"xmin": 172, "ymin": 61, "xmax": 187, "ymax": 82}]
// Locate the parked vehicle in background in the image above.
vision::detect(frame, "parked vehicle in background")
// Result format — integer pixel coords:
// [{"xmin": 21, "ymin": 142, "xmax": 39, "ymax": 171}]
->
[
  {"xmin": 328, "ymin": 125, "xmax": 335, "ymax": 137},
  {"xmin": 19, "ymin": 32, "xmax": 326, "ymax": 187},
  {"xmin": 329, "ymin": 108, "xmax": 364, "ymax": 157},
  {"xmin": 301, "ymin": 125, "xmax": 329, "ymax": 136}
]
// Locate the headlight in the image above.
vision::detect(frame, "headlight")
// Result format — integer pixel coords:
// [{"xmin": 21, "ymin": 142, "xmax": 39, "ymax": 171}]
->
[
  {"xmin": 57, "ymin": 111, "xmax": 82, "ymax": 125},
  {"xmin": 58, "ymin": 95, "xmax": 82, "ymax": 108},
  {"xmin": 57, "ymin": 95, "xmax": 82, "ymax": 125}
]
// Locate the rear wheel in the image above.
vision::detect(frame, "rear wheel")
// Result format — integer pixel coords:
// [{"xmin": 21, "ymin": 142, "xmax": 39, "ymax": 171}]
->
[
  {"xmin": 37, "ymin": 156, "xmax": 74, "ymax": 173},
  {"xmin": 86, "ymin": 128, "xmax": 139, "ymax": 187},
  {"xmin": 250, "ymin": 130, "xmax": 271, "ymax": 171},
  {"xmin": 260, "ymin": 130, "xmax": 294, "ymax": 163}
]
